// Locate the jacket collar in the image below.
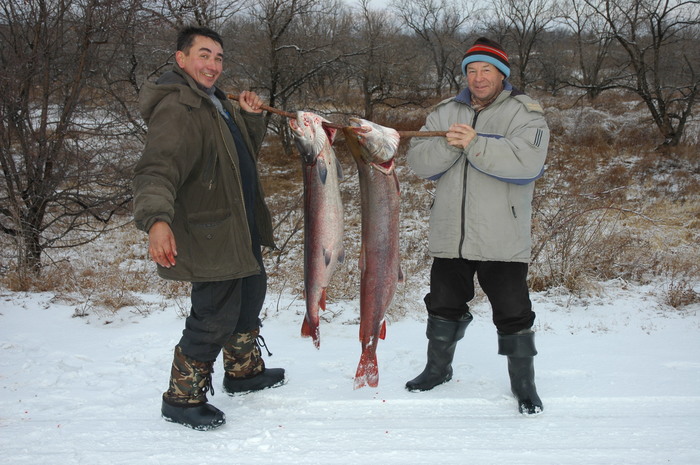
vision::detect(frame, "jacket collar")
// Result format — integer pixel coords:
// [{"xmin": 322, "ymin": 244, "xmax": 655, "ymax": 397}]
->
[{"xmin": 158, "ymin": 65, "xmax": 229, "ymax": 109}]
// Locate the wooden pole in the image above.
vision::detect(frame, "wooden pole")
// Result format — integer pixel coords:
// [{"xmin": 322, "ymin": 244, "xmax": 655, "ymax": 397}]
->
[{"xmin": 226, "ymin": 93, "xmax": 447, "ymax": 138}]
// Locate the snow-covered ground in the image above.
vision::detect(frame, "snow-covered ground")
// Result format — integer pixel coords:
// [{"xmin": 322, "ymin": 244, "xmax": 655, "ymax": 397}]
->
[{"xmin": 1, "ymin": 281, "xmax": 699, "ymax": 465}]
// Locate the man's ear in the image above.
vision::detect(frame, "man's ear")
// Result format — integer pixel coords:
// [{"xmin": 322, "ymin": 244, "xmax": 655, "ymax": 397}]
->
[{"xmin": 175, "ymin": 50, "xmax": 185, "ymax": 68}]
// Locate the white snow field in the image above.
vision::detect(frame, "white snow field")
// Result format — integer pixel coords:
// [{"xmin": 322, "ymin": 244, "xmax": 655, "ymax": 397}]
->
[{"xmin": 1, "ymin": 281, "xmax": 699, "ymax": 465}]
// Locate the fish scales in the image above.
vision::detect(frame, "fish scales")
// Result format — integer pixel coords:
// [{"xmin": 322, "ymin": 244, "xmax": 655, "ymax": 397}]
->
[
  {"xmin": 343, "ymin": 118, "xmax": 403, "ymax": 389},
  {"xmin": 289, "ymin": 111, "xmax": 345, "ymax": 349}
]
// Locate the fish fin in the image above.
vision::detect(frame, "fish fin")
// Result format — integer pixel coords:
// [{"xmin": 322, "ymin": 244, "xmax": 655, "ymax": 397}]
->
[
  {"xmin": 319, "ymin": 288, "xmax": 327, "ymax": 311},
  {"xmin": 398, "ymin": 266, "xmax": 404, "ymax": 283},
  {"xmin": 379, "ymin": 320, "xmax": 387, "ymax": 340},
  {"xmin": 336, "ymin": 159, "xmax": 344, "ymax": 180},
  {"xmin": 323, "ymin": 247, "xmax": 332, "ymax": 267},
  {"xmin": 358, "ymin": 244, "xmax": 366, "ymax": 273},
  {"xmin": 301, "ymin": 318, "xmax": 320, "ymax": 349},
  {"xmin": 337, "ymin": 248, "xmax": 345, "ymax": 264},
  {"xmin": 317, "ymin": 157, "xmax": 328, "ymax": 184},
  {"xmin": 354, "ymin": 350, "xmax": 379, "ymax": 389},
  {"xmin": 324, "ymin": 126, "xmax": 337, "ymax": 144},
  {"xmin": 301, "ymin": 318, "xmax": 311, "ymax": 337}
]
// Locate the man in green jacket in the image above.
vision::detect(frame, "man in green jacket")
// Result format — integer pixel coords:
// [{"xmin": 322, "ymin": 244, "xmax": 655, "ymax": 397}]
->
[
  {"xmin": 406, "ymin": 38, "xmax": 549, "ymax": 415},
  {"xmin": 133, "ymin": 26, "xmax": 284, "ymax": 430}
]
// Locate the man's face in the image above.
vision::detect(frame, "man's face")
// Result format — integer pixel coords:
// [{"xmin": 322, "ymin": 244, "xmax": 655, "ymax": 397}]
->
[
  {"xmin": 175, "ymin": 35, "xmax": 223, "ymax": 89},
  {"xmin": 466, "ymin": 62, "xmax": 504, "ymax": 102}
]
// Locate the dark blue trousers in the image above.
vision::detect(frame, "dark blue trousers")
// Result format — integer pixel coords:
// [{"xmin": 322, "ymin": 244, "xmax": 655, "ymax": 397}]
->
[{"xmin": 178, "ymin": 250, "xmax": 267, "ymax": 362}]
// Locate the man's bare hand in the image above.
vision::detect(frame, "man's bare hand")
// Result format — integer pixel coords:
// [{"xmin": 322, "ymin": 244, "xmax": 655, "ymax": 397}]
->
[
  {"xmin": 238, "ymin": 91, "xmax": 263, "ymax": 114},
  {"xmin": 446, "ymin": 123, "xmax": 477, "ymax": 149},
  {"xmin": 148, "ymin": 221, "xmax": 177, "ymax": 268}
]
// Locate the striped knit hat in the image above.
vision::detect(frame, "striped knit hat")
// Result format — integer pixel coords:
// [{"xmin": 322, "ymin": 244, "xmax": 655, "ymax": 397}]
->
[{"xmin": 461, "ymin": 37, "xmax": 510, "ymax": 78}]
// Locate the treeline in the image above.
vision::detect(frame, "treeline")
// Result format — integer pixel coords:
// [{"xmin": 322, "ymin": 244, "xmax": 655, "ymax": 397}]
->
[{"xmin": 0, "ymin": 0, "xmax": 699, "ymax": 275}]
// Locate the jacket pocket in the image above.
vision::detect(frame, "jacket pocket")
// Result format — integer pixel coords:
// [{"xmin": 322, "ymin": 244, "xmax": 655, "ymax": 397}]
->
[
  {"xmin": 187, "ymin": 209, "xmax": 239, "ymax": 278},
  {"xmin": 507, "ymin": 184, "xmax": 533, "ymax": 242}
]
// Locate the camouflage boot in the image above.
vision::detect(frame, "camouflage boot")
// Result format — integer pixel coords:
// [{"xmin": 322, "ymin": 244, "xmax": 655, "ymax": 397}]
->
[
  {"xmin": 222, "ymin": 328, "xmax": 285, "ymax": 394},
  {"xmin": 161, "ymin": 345, "xmax": 225, "ymax": 430}
]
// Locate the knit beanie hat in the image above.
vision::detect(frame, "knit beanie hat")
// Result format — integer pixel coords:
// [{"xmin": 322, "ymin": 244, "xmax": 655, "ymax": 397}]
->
[{"xmin": 461, "ymin": 37, "xmax": 510, "ymax": 78}]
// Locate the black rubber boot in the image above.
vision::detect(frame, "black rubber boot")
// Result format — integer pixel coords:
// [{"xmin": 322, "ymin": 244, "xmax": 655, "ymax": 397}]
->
[
  {"xmin": 161, "ymin": 346, "xmax": 226, "ymax": 430},
  {"xmin": 222, "ymin": 329, "xmax": 286, "ymax": 395},
  {"xmin": 498, "ymin": 329, "xmax": 543, "ymax": 415},
  {"xmin": 406, "ymin": 313, "xmax": 473, "ymax": 392}
]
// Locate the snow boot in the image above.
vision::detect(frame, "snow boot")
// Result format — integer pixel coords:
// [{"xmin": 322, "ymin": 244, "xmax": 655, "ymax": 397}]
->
[
  {"xmin": 222, "ymin": 328, "xmax": 285, "ymax": 394},
  {"xmin": 161, "ymin": 345, "xmax": 226, "ymax": 430},
  {"xmin": 405, "ymin": 313, "xmax": 473, "ymax": 391},
  {"xmin": 498, "ymin": 329, "xmax": 543, "ymax": 415}
]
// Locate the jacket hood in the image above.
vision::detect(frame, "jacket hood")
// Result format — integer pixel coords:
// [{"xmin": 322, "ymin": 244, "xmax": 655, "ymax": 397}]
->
[{"xmin": 139, "ymin": 65, "xmax": 221, "ymax": 124}]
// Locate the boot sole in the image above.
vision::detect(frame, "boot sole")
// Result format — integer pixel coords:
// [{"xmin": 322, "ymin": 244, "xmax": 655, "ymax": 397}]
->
[
  {"xmin": 162, "ymin": 413, "xmax": 225, "ymax": 431},
  {"xmin": 405, "ymin": 373, "xmax": 453, "ymax": 392},
  {"xmin": 518, "ymin": 401, "xmax": 544, "ymax": 416},
  {"xmin": 161, "ymin": 401, "xmax": 226, "ymax": 431},
  {"xmin": 223, "ymin": 377, "xmax": 287, "ymax": 396}
]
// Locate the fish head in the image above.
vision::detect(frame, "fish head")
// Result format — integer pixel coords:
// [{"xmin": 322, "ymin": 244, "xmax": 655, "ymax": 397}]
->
[
  {"xmin": 289, "ymin": 111, "xmax": 337, "ymax": 164},
  {"xmin": 347, "ymin": 118, "xmax": 400, "ymax": 174}
]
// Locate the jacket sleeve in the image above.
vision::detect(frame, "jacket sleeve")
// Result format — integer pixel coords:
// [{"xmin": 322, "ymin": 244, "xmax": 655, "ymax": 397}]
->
[
  {"xmin": 132, "ymin": 95, "xmax": 201, "ymax": 233},
  {"xmin": 465, "ymin": 98, "xmax": 549, "ymax": 185},
  {"xmin": 240, "ymin": 110, "xmax": 267, "ymax": 155},
  {"xmin": 406, "ymin": 106, "xmax": 464, "ymax": 180}
]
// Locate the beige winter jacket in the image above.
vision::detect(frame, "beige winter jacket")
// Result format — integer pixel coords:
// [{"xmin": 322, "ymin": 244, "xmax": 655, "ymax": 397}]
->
[{"xmin": 407, "ymin": 84, "xmax": 549, "ymax": 263}]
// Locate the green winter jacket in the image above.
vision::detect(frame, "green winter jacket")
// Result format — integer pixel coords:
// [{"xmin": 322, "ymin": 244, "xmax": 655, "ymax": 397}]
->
[
  {"xmin": 407, "ymin": 83, "xmax": 549, "ymax": 263},
  {"xmin": 133, "ymin": 65, "xmax": 274, "ymax": 282}
]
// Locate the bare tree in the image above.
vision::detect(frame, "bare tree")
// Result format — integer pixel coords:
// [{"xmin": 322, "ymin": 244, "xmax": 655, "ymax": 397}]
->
[
  {"xmin": 486, "ymin": 0, "xmax": 558, "ymax": 90},
  {"xmin": 559, "ymin": 0, "xmax": 620, "ymax": 100},
  {"xmin": 531, "ymin": 28, "xmax": 572, "ymax": 94},
  {"xmin": 391, "ymin": 0, "xmax": 476, "ymax": 96},
  {"xmin": 344, "ymin": 0, "xmax": 424, "ymax": 119},
  {"xmin": 141, "ymin": 0, "xmax": 247, "ymax": 29},
  {"xmin": 585, "ymin": 0, "xmax": 700, "ymax": 147},
  {"xmin": 228, "ymin": 0, "xmax": 363, "ymax": 152},
  {"xmin": 0, "ymin": 0, "xmax": 142, "ymax": 275}
]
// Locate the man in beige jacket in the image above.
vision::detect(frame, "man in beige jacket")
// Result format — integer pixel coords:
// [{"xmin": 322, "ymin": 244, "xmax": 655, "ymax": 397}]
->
[{"xmin": 406, "ymin": 38, "xmax": 549, "ymax": 416}]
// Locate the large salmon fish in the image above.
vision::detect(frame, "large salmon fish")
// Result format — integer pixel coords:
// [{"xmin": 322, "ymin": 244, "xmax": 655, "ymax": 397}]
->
[
  {"xmin": 289, "ymin": 111, "xmax": 345, "ymax": 349},
  {"xmin": 343, "ymin": 118, "xmax": 403, "ymax": 389}
]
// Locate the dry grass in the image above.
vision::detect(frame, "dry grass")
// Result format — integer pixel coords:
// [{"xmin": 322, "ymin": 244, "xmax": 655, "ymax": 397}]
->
[
  {"xmin": 1, "ymin": 95, "xmax": 698, "ymax": 315},
  {"xmin": 530, "ymin": 96, "xmax": 700, "ymax": 306}
]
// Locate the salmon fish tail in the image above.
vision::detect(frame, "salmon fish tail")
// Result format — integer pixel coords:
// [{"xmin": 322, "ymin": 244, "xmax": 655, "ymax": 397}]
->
[
  {"xmin": 353, "ymin": 349, "xmax": 379, "ymax": 389},
  {"xmin": 300, "ymin": 288, "xmax": 327, "ymax": 348},
  {"xmin": 301, "ymin": 316, "xmax": 320, "ymax": 349}
]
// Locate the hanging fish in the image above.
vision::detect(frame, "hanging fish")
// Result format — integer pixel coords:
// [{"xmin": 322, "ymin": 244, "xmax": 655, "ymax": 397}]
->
[
  {"xmin": 289, "ymin": 111, "xmax": 345, "ymax": 348},
  {"xmin": 343, "ymin": 118, "xmax": 403, "ymax": 389}
]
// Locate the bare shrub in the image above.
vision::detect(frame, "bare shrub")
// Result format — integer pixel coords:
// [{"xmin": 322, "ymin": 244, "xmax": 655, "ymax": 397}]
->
[
  {"xmin": 530, "ymin": 102, "xmax": 700, "ymax": 296},
  {"xmin": 665, "ymin": 279, "xmax": 700, "ymax": 309},
  {"xmin": 529, "ymin": 190, "xmax": 653, "ymax": 292}
]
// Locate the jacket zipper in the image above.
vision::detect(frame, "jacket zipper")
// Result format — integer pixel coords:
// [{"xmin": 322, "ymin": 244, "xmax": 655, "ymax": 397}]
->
[{"xmin": 457, "ymin": 110, "xmax": 480, "ymax": 259}]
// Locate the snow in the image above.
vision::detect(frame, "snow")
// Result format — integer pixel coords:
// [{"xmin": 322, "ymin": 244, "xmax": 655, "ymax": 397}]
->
[{"xmin": 1, "ymin": 281, "xmax": 699, "ymax": 465}]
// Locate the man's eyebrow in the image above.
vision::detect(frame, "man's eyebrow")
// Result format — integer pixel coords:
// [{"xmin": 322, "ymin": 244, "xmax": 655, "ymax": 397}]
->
[{"xmin": 197, "ymin": 47, "xmax": 224, "ymax": 58}]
